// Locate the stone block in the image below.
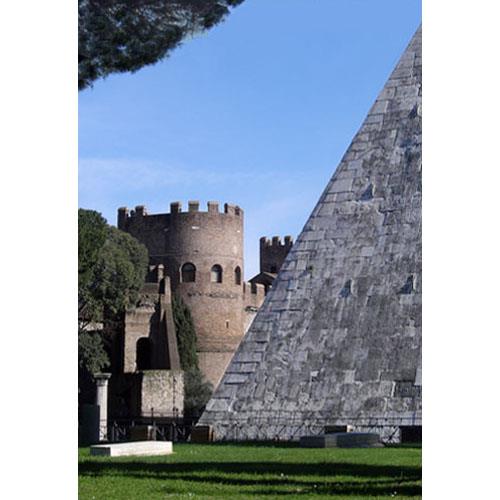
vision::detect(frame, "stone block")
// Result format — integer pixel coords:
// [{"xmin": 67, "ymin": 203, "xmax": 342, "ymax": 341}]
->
[
  {"xmin": 345, "ymin": 159, "xmax": 364, "ymax": 171},
  {"xmin": 329, "ymin": 178, "xmax": 354, "ymax": 193},
  {"xmin": 234, "ymin": 351, "xmax": 263, "ymax": 363},
  {"xmin": 415, "ymin": 367, "xmax": 422, "ymax": 386},
  {"xmin": 299, "ymin": 432, "xmax": 382, "ymax": 448},
  {"xmin": 364, "ymin": 113, "xmax": 384, "ymax": 125},
  {"xmin": 224, "ymin": 374, "xmax": 248, "ymax": 384},
  {"xmin": 360, "ymin": 246, "xmax": 375, "ymax": 257},
  {"xmin": 205, "ymin": 398, "xmax": 230, "ymax": 412},
  {"xmin": 90, "ymin": 441, "xmax": 173, "ymax": 457},
  {"xmin": 235, "ymin": 362, "xmax": 259, "ymax": 373},
  {"xmin": 190, "ymin": 425, "xmax": 215, "ymax": 443}
]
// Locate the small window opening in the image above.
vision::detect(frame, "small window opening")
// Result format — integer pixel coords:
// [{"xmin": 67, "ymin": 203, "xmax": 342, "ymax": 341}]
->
[
  {"xmin": 211, "ymin": 264, "xmax": 223, "ymax": 283},
  {"xmin": 181, "ymin": 262, "xmax": 196, "ymax": 283},
  {"xmin": 234, "ymin": 266, "xmax": 242, "ymax": 285}
]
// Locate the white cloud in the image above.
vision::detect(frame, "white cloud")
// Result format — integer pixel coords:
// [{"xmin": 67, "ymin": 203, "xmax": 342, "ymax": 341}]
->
[{"xmin": 78, "ymin": 157, "xmax": 273, "ymax": 194}]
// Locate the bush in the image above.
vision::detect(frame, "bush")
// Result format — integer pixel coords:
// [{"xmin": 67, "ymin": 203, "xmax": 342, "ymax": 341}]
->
[{"xmin": 183, "ymin": 367, "xmax": 213, "ymax": 418}]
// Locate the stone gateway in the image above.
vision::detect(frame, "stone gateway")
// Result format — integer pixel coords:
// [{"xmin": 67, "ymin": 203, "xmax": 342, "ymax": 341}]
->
[{"xmin": 117, "ymin": 202, "xmax": 291, "ymax": 388}]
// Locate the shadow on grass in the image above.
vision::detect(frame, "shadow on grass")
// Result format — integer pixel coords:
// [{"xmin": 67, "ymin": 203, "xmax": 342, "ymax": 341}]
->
[
  {"xmin": 187, "ymin": 440, "xmax": 422, "ymax": 450},
  {"xmin": 227, "ymin": 480, "xmax": 421, "ymax": 497},
  {"xmin": 386, "ymin": 443, "xmax": 422, "ymax": 449},
  {"xmin": 202, "ymin": 440, "xmax": 302, "ymax": 448},
  {"xmin": 79, "ymin": 460, "xmax": 421, "ymax": 496}
]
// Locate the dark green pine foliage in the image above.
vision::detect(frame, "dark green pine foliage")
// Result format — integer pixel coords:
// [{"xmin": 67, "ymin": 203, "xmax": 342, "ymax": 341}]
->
[
  {"xmin": 172, "ymin": 295, "xmax": 213, "ymax": 416},
  {"xmin": 79, "ymin": 0, "xmax": 246, "ymax": 89}
]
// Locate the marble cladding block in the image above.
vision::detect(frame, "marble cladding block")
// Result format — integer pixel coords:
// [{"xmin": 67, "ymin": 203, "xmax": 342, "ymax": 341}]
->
[{"xmin": 90, "ymin": 441, "xmax": 173, "ymax": 457}]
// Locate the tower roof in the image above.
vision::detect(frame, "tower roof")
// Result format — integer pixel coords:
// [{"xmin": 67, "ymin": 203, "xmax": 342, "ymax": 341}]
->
[{"xmin": 200, "ymin": 26, "xmax": 422, "ymax": 440}]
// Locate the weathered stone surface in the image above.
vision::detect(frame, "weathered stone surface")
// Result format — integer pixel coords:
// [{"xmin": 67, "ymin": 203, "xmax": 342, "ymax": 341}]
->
[
  {"xmin": 199, "ymin": 26, "xmax": 422, "ymax": 442},
  {"xmin": 300, "ymin": 433, "xmax": 382, "ymax": 448},
  {"xmin": 134, "ymin": 370, "xmax": 184, "ymax": 417},
  {"xmin": 122, "ymin": 273, "xmax": 181, "ymax": 374},
  {"xmin": 90, "ymin": 441, "xmax": 173, "ymax": 457}
]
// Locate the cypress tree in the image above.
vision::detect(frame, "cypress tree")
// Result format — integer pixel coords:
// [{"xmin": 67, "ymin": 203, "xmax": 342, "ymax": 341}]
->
[
  {"xmin": 172, "ymin": 295, "xmax": 213, "ymax": 416},
  {"xmin": 172, "ymin": 295, "xmax": 198, "ymax": 370}
]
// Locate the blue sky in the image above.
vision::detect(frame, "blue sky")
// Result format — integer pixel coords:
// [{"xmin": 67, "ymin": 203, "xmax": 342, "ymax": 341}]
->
[{"xmin": 79, "ymin": 0, "xmax": 421, "ymax": 278}]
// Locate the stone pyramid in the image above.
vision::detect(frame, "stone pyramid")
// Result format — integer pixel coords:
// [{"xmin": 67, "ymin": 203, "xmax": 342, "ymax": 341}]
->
[{"xmin": 199, "ymin": 26, "xmax": 422, "ymax": 442}]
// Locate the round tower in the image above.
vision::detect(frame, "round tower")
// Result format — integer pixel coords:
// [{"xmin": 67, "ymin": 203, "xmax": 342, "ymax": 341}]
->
[{"xmin": 119, "ymin": 201, "xmax": 245, "ymax": 387}]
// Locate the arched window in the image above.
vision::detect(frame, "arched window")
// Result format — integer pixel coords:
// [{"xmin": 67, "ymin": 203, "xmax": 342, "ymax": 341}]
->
[
  {"xmin": 211, "ymin": 264, "xmax": 223, "ymax": 283},
  {"xmin": 181, "ymin": 262, "xmax": 196, "ymax": 283},
  {"xmin": 234, "ymin": 266, "xmax": 242, "ymax": 285},
  {"xmin": 136, "ymin": 337, "xmax": 151, "ymax": 370}
]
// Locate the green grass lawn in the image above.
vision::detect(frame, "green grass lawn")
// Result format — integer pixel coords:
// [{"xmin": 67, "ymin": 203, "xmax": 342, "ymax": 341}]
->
[{"xmin": 79, "ymin": 442, "xmax": 421, "ymax": 499}]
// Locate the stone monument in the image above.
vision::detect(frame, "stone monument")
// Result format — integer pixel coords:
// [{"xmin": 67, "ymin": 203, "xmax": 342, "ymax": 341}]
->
[{"xmin": 198, "ymin": 26, "xmax": 422, "ymax": 443}]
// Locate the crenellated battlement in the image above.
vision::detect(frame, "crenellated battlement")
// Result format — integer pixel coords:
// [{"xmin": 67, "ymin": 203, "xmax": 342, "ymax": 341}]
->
[
  {"xmin": 259, "ymin": 235, "xmax": 294, "ymax": 275},
  {"xmin": 260, "ymin": 235, "xmax": 294, "ymax": 249},
  {"xmin": 118, "ymin": 202, "xmax": 243, "ymax": 228},
  {"xmin": 243, "ymin": 281, "xmax": 266, "ymax": 306},
  {"xmin": 243, "ymin": 281, "xmax": 266, "ymax": 296}
]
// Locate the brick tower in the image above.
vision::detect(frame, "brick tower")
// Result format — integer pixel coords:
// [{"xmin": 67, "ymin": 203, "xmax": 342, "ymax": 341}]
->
[{"xmin": 118, "ymin": 201, "xmax": 263, "ymax": 387}]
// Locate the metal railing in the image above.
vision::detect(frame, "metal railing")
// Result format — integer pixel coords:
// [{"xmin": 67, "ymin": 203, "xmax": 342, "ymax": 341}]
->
[
  {"xmin": 107, "ymin": 409, "xmax": 203, "ymax": 443},
  {"xmin": 200, "ymin": 410, "xmax": 421, "ymax": 443},
  {"xmin": 101, "ymin": 409, "xmax": 420, "ymax": 444}
]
